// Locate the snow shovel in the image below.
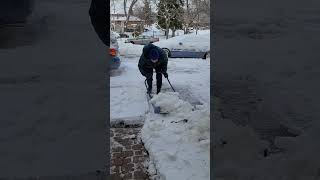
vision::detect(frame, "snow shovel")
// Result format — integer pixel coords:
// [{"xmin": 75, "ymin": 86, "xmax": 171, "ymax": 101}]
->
[
  {"xmin": 165, "ymin": 77, "xmax": 175, "ymax": 92},
  {"xmin": 144, "ymin": 79, "xmax": 162, "ymax": 114}
]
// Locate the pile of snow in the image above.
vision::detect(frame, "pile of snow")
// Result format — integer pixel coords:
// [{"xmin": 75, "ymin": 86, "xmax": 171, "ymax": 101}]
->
[
  {"xmin": 153, "ymin": 30, "xmax": 210, "ymax": 52},
  {"xmin": 150, "ymin": 92, "xmax": 194, "ymax": 114},
  {"xmin": 144, "ymin": 24, "xmax": 162, "ymax": 33},
  {"xmin": 168, "ymin": 29, "xmax": 185, "ymax": 36},
  {"xmin": 142, "ymin": 30, "xmax": 163, "ymax": 37},
  {"xmin": 142, "ymin": 25, "xmax": 163, "ymax": 37},
  {"xmin": 111, "ymin": 31, "xmax": 120, "ymax": 39},
  {"xmin": 141, "ymin": 24, "xmax": 186, "ymax": 37},
  {"xmin": 141, "ymin": 92, "xmax": 210, "ymax": 180},
  {"xmin": 117, "ymin": 39, "xmax": 144, "ymax": 58}
]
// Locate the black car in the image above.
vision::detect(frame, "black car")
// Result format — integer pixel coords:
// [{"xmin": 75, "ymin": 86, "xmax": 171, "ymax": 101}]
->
[{"xmin": 0, "ymin": 0, "xmax": 34, "ymax": 25}]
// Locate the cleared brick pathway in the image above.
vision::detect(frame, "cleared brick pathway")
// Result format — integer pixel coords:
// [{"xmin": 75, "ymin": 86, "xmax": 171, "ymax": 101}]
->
[{"xmin": 110, "ymin": 128, "xmax": 150, "ymax": 180}]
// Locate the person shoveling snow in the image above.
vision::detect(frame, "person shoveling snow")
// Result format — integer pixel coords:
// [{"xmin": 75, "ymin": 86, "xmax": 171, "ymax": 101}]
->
[{"xmin": 138, "ymin": 43, "xmax": 168, "ymax": 94}]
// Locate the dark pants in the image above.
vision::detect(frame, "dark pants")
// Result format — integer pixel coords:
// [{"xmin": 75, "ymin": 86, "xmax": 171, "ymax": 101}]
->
[{"xmin": 139, "ymin": 65, "xmax": 163, "ymax": 93}]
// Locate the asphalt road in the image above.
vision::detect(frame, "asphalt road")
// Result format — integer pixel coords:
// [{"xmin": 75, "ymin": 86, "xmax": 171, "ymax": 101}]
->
[
  {"xmin": 214, "ymin": 0, "xmax": 320, "ymax": 140},
  {"xmin": 0, "ymin": 0, "xmax": 107, "ymax": 178}
]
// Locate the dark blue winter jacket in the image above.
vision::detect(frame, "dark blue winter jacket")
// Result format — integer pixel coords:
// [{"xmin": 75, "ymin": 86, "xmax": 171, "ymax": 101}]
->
[{"xmin": 138, "ymin": 43, "xmax": 168, "ymax": 76}]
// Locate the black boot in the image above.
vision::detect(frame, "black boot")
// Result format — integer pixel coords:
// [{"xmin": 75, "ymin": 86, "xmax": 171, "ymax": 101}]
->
[{"xmin": 156, "ymin": 73, "xmax": 162, "ymax": 94}]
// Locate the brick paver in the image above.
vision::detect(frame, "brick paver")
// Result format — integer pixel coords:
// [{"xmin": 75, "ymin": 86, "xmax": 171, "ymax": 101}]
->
[{"xmin": 110, "ymin": 128, "xmax": 150, "ymax": 180}]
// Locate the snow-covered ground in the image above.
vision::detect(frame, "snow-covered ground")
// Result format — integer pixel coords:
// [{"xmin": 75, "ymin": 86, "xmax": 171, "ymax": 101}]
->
[
  {"xmin": 142, "ymin": 93, "xmax": 210, "ymax": 180},
  {"xmin": 110, "ymin": 60, "xmax": 148, "ymax": 125},
  {"xmin": 110, "ymin": 30, "xmax": 210, "ymax": 179}
]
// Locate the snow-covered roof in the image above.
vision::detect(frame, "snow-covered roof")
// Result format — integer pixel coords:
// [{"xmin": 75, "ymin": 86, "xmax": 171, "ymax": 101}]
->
[{"xmin": 111, "ymin": 14, "xmax": 142, "ymax": 22}]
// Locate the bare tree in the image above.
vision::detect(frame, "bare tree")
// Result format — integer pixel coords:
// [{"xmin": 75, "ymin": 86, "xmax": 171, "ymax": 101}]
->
[
  {"xmin": 195, "ymin": 0, "xmax": 200, "ymax": 34},
  {"xmin": 182, "ymin": 0, "xmax": 210, "ymax": 34},
  {"xmin": 134, "ymin": 4, "xmax": 145, "ymax": 20},
  {"xmin": 143, "ymin": 0, "xmax": 152, "ymax": 26},
  {"xmin": 124, "ymin": 0, "xmax": 139, "ymax": 31},
  {"xmin": 123, "ymin": 0, "xmax": 127, "ymax": 17},
  {"xmin": 202, "ymin": 0, "xmax": 210, "ymax": 17},
  {"xmin": 183, "ymin": 0, "xmax": 198, "ymax": 34}
]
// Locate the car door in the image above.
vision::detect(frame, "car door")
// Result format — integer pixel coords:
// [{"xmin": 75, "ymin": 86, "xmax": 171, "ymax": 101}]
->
[
  {"xmin": 175, "ymin": 36, "xmax": 205, "ymax": 58},
  {"xmin": 142, "ymin": 36, "xmax": 150, "ymax": 45},
  {"xmin": 170, "ymin": 37, "xmax": 194, "ymax": 58},
  {"xmin": 136, "ymin": 36, "xmax": 144, "ymax": 44}
]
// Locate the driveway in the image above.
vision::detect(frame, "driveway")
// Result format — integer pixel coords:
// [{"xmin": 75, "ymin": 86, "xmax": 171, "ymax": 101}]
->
[{"xmin": 0, "ymin": 0, "xmax": 107, "ymax": 178}]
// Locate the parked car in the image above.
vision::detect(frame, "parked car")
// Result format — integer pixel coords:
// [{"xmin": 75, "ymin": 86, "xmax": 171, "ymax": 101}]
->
[
  {"xmin": 153, "ymin": 31, "xmax": 210, "ymax": 59},
  {"xmin": 110, "ymin": 32, "xmax": 121, "ymax": 69},
  {"xmin": 132, "ymin": 31, "xmax": 141, "ymax": 37},
  {"xmin": 125, "ymin": 35, "xmax": 159, "ymax": 45},
  {"xmin": 119, "ymin": 33, "xmax": 129, "ymax": 38}
]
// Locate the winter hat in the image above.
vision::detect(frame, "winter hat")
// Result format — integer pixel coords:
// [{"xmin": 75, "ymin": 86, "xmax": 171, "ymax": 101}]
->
[{"xmin": 149, "ymin": 48, "xmax": 159, "ymax": 60}]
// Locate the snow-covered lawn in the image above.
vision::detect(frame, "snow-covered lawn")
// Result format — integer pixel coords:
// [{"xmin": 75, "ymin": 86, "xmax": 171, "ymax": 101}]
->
[{"xmin": 111, "ymin": 30, "xmax": 210, "ymax": 179}]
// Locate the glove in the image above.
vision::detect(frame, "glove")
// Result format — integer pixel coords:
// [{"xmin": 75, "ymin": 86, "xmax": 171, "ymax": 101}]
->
[{"xmin": 163, "ymin": 72, "xmax": 168, "ymax": 78}]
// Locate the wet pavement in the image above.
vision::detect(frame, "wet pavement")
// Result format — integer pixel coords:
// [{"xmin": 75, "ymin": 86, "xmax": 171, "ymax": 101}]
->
[
  {"xmin": 0, "ymin": 0, "xmax": 107, "ymax": 177},
  {"xmin": 214, "ymin": 2, "xmax": 320, "ymax": 143}
]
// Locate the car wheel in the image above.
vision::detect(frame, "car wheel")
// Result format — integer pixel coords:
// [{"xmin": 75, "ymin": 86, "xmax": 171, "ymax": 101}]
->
[
  {"xmin": 163, "ymin": 48, "xmax": 171, "ymax": 58},
  {"xmin": 131, "ymin": 41, "xmax": 135, "ymax": 44}
]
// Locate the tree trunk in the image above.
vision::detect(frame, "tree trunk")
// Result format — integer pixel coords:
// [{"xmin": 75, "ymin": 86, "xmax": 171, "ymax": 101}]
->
[
  {"xmin": 123, "ymin": 0, "xmax": 127, "ymax": 31},
  {"xmin": 123, "ymin": 0, "xmax": 127, "ymax": 17},
  {"xmin": 185, "ymin": 0, "xmax": 190, "ymax": 34},
  {"xmin": 125, "ymin": 0, "xmax": 138, "ymax": 32},
  {"xmin": 166, "ymin": 27, "xmax": 169, "ymax": 39},
  {"xmin": 196, "ymin": 0, "xmax": 200, "ymax": 35},
  {"xmin": 165, "ymin": 18, "xmax": 170, "ymax": 39},
  {"xmin": 185, "ymin": 23, "xmax": 190, "ymax": 34}
]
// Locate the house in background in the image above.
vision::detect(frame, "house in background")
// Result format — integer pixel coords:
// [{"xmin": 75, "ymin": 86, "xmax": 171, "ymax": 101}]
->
[{"xmin": 111, "ymin": 14, "xmax": 143, "ymax": 33}]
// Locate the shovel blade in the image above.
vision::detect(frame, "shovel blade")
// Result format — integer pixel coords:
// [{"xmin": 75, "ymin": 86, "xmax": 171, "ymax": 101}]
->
[
  {"xmin": 154, "ymin": 106, "xmax": 161, "ymax": 113},
  {"xmin": 154, "ymin": 106, "xmax": 169, "ymax": 114}
]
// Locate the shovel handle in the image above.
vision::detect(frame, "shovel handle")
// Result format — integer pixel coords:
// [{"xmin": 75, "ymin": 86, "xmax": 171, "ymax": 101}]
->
[{"xmin": 166, "ymin": 77, "xmax": 175, "ymax": 92}]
